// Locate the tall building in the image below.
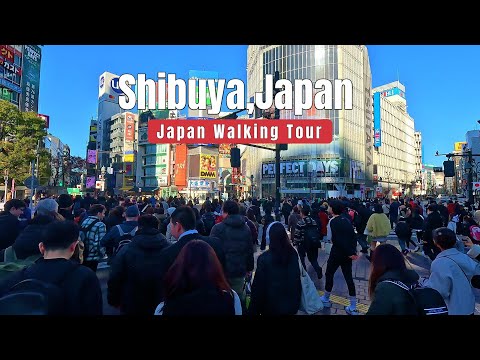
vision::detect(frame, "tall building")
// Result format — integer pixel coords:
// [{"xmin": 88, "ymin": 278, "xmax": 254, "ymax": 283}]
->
[
  {"xmin": 45, "ymin": 135, "xmax": 69, "ymax": 187},
  {"xmin": 372, "ymin": 81, "xmax": 416, "ymax": 198},
  {"xmin": 109, "ymin": 112, "xmax": 138, "ymax": 192},
  {"xmin": 414, "ymin": 132, "xmax": 423, "ymax": 195},
  {"xmin": 0, "ymin": 45, "xmax": 42, "ymax": 112},
  {"xmin": 423, "ymin": 164, "xmax": 437, "ymax": 195},
  {"xmin": 244, "ymin": 45, "xmax": 373, "ymax": 199},
  {"xmin": 97, "ymin": 72, "xmax": 122, "ymax": 169}
]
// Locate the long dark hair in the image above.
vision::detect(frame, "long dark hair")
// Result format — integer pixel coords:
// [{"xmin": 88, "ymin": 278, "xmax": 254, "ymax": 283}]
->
[
  {"xmin": 268, "ymin": 222, "xmax": 294, "ymax": 266},
  {"xmin": 368, "ymin": 243, "xmax": 407, "ymax": 298},
  {"xmin": 164, "ymin": 240, "xmax": 231, "ymax": 300}
]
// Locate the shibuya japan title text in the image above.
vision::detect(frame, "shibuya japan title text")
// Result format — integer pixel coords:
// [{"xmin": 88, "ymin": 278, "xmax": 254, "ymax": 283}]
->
[{"xmin": 117, "ymin": 73, "xmax": 353, "ymax": 143}]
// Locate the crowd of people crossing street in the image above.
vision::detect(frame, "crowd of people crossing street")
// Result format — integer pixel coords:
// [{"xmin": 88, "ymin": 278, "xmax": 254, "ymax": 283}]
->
[{"xmin": 0, "ymin": 192, "xmax": 479, "ymax": 315}]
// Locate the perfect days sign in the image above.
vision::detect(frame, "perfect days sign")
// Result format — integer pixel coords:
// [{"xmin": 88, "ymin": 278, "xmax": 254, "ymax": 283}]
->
[{"xmin": 262, "ymin": 159, "xmax": 342, "ymax": 178}]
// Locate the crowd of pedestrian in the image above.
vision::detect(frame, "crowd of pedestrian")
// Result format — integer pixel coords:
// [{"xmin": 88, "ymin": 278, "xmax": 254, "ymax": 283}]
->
[{"xmin": 0, "ymin": 192, "xmax": 479, "ymax": 316}]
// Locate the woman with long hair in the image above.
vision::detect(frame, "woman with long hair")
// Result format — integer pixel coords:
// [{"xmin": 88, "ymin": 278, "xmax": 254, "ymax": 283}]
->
[
  {"xmin": 248, "ymin": 222, "xmax": 302, "ymax": 315},
  {"xmin": 366, "ymin": 243, "xmax": 419, "ymax": 315},
  {"xmin": 155, "ymin": 240, "xmax": 242, "ymax": 315}
]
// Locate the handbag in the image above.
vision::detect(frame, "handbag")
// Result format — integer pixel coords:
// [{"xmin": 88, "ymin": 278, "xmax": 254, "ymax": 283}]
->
[
  {"xmin": 324, "ymin": 241, "xmax": 333, "ymax": 255},
  {"xmin": 294, "ymin": 248, "xmax": 323, "ymax": 314}
]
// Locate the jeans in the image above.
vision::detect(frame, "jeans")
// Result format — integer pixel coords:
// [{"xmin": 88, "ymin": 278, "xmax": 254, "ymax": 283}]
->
[
  {"xmin": 297, "ymin": 242, "xmax": 322, "ymax": 278},
  {"xmin": 356, "ymin": 233, "xmax": 368, "ymax": 251},
  {"xmin": 398, "ymin": 237, "xmax": 408, "ymax": 251},
  {"xmin": 325, "ymin": 255, "xmax": 356, "ymax": 297}
]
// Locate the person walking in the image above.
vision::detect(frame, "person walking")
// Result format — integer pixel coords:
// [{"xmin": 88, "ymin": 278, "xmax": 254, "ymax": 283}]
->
[
  {"xmin": 321, "ymin": 200, "xmax": 359, "ymax": 315},
  {"xmin": 422, "ymin": 227, "xmax": 480, "ymax": 315},
  {"xmin": 248, "ymin": 222, "xmax": 301, "ymax": 315},
  {"xmin": 366, "ymin": 243, "xmax": 419, "ymax": 315},
  {"xmin": 365, "ymin": 203, "xmax": 391, "ymax": 262},
  {"xmin": 154, "ymin": 240, "xmax": 241, "ymax": 315}
]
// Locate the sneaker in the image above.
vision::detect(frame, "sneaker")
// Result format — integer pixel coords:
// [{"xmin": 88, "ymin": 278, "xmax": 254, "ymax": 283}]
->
[
  {"xmin": 320, "ymin": 296, "xmax": 332, "ymax": 308},
  {"xmin": 345, "ymin": 306, "xmax": 360, "ymax": 315}
]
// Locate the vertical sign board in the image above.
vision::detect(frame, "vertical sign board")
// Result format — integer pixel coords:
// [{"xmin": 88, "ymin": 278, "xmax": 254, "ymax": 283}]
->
[
  {"xmin": 20, "ymin": 45, "xmax": 41, "ymax": 113},
  {"xmin": 125, "ymin": 113, "xmax": 135, "ymax": 142},
  {"xmin": 373, "ymin": 92, "xmax": 381, "ymax": 147},
  {"xmin": 175, "ymin": 144, "xmax": 187, "ymax": 187}
]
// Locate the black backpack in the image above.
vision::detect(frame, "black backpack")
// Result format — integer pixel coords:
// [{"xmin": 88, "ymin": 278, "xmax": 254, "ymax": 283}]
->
[
  {"xmin": 382, "ymin": 280, "xmax": 448, "ymax": 315},
  {"xmin": 303, "ymin": 222, "xmax": 322, "ymax": 248},
  {"xmin": 202, "ymin": 213, "xmax": 216, "ymax": 236},
  {"xmin": 0, "ymin": 264, "xmax": 79, "ymax": 315},
  {"xmin": 113, "ymin": 225, "xmax": 137, "ymax": 256}
]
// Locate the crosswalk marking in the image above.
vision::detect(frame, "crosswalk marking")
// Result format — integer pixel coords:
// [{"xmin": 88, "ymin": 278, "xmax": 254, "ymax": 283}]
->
[{"xmin": 317, "ymin": 290, "xmax": 370, "ymax": 314}]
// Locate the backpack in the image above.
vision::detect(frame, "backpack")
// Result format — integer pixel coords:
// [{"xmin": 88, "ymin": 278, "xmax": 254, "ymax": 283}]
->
[
  {"xmin": 303, "ymin": 222, "xmax": 322, "ymax": 248},
  {"xmin": 469, "ymin": 225, "xmax": 480, "ymax": 243},
  {"xmin": 79, "ymin": 219, "xmax": 100, "ymax": 256},
  {"xmin": 202, "ymin": 213, "xmax": 216, "ymax": 236},
  {"xmin": 0, "ymin": 246, "xmax": 42, "ymax": 281},
  {"xmin": 0, "ymin": 264, "xmax": 80, "ymax": 315},
  {"xmin": 113, "ymin": 225, "xmax": 137, "ymax": 256},
  {"xmin": 382, "ymin": 280, "xmax": 448, "ymax": 316}
]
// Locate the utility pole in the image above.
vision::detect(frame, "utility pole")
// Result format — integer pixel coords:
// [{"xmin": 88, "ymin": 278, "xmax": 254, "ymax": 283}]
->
[
  {"xmin": 468, "ymin": 149, "xmax": 474, "ymax": 205},
  {"xmin": 273, "ymin": 70, "xmax": 282, "ymax": 221},
  {"xmin": 33, "ymin": 139, "xmax": 40, "ymax": 205}
]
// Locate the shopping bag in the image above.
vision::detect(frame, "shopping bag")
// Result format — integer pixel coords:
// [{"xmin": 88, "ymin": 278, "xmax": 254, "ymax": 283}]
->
[
  {"xmin": 294, "ymin": 248, "xmax": 323, "ymax": 314},
  {"xmin": 324, "ymin": 241, "xmax": 333, "ymax": 255}
]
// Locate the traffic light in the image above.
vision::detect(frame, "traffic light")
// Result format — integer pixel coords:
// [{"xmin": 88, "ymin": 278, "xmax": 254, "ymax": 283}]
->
[
  {"xmin": 443, "ymin": 161, "xmax": 455, "ymax": 177},
  {"xmin": 230, "ymin": 148, "xmax": 241, "ymax": 168}
]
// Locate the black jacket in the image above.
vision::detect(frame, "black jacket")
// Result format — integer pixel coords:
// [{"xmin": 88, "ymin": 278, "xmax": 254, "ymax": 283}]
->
[
  {"xmin": 210, "ymin": 215, "xmax": 254, "ymax": 278},
  {"xmin": 395, "ymin": 218, "xmax": 411, "ymax": 239},
  {"xmin": 407, "ymin": 214, "xmax": 424, "ymax": 230},
  {"xmin": 0, "ymin": 212, "xmax": 21, "ymax": 251},
  {"xmin": 356, "ymin": 205, "xmax": 372, "ymax": 234},
  {"xmin": 162, "ymin": 286, "xmax": 236, "ymax": 315},
  {"xmin": 248, "ymin": 248, "xmax": 301, "ymax": 315},
  {"xmin": 107, "ymin": 228, "xmax": 170, "ymax": 315},
  {"xmin": 58, "ymin": 208, "xmax": 74, "ymax": 221},
  {"xmin": 389, "ymin": 201, "xmax": 400, "ymax": 219},
  {"xmin": 329, "ymin": 215, "xmax": 357, "ymax": 258},
  {"xmin": 0, "ymin": 215, "xmax": 54, "ymax": 261},
  {"xmin": 423, "ymin": 211, "xmax": 444, "ymax": 244},
  {"xmin": 0, "ymin": 257, "xmax": 102, "ymax": 315},
  {"xmin": 366, "ymin": 269, "xmax": 419, "ymax": 315}
]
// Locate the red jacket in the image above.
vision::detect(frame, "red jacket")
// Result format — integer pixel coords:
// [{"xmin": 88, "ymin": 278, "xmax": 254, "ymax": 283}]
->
[{"xmin": 318, "ymin": 211, "xmax": 329, "ymax": 236}]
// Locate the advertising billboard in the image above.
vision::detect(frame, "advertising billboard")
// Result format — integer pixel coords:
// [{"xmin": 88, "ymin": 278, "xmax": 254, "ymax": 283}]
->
[
  {"xmin": 125, "ymin": 112, "xmax": 135, "ymax": 142},
  {"xmin": 219, "ymin": 143, "xmax": 233, "ymax": 168},
  {"xmin": 20, "ymin": 45, "xmax": 41, "ymax": 112},
  {"xmin": 38, "ymin": 114, "xmax": 49, "ymax": 129},
  {"xmin": 86, "ymin": 176, "xmax": 96, "ymax": 189},
  {"xmin": 174, "ymin": 144, "xmax": 188, "ymax": 187},
  {"xmin": 373, "ymin": 92, "xmax": 381, "ymax": 147},
  {"xmin": 87, "ymin": 149, "xmax": 97, "ymax": 164},
  {"xmin": 188, "ymin": 179, "xmax": 212, "ymax": 190},
  {"xmin": 349, "ymin": 160, "xmax": 365, "ymax": 180},
  {"xmin": 261, "ymin": 158, "xmax": 343, "ymax": 178},
  {"xmin": 200, "ymin": 154, "xmax": 217, "ymax": 179},
  {"xmin": 98, "ymin": 71, "xmax": 122, "ymax": 103},
  {"xmin": 454, "ymin": 142, "xmax": 466, "ymax": 152}
]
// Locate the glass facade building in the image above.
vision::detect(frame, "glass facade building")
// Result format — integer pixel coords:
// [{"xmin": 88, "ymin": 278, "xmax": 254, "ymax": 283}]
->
[{"xmin": 244, "ymin": 45, "xmax": 373, "ymax": 198}]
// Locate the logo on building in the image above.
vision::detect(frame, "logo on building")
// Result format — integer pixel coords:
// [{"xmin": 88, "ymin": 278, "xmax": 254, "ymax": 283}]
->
[
  {"xmin": 100, "ymin": 76, "xmax": 105, "ymax": 88},
  {"xmin": 111, "ymin": 78, "xmax": 122, "ymax": 93}
]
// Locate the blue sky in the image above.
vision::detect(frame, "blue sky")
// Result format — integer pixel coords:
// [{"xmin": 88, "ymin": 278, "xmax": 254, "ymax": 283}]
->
[{"xmin": 38, "ymin": 45, "xmax": 480, "ymax": 165}]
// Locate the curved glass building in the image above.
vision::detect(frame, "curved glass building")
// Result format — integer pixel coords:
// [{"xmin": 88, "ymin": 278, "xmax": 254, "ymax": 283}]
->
[{"xmin": 243, "ymin": 45, "xmax": 373, "ymax": 198}]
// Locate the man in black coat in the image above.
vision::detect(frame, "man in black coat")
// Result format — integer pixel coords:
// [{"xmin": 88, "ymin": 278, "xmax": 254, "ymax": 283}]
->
[
  {"xmin": 107, "ymin": 214, "xmax": 170, "ymax": 315},
  {"xmin": 422, "ymin": 204, "xmax": 444, "ymax": 261},
  {"xmin": 210, "ymin": 200, "xmax": 254, "ymax": 308},
  {"xmin": 0, "ymin": 199, "xmax": 25, "ymax": 251},
  {"xmin": 157, "ymin": 206, "xmax": 226, "ymax": 298},
  {"xmin": 0, "ymin": 220, "xmax": 103, "ymax": 315}
]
